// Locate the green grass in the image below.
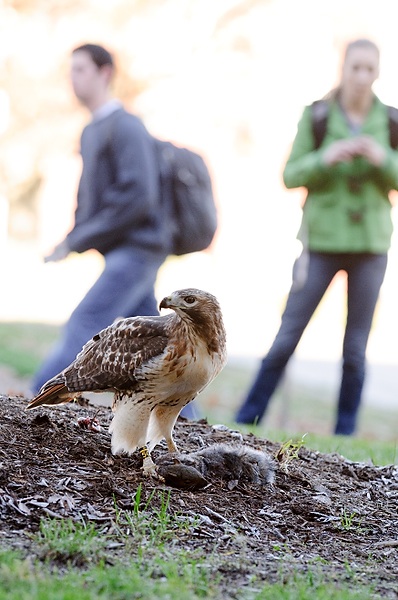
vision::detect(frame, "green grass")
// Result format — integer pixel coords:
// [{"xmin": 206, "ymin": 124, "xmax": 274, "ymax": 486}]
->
[
  {"xmin": 253, "ymin": 571, "xmax": 375, "ymax": 599},
  {"xmin": 0, "ymin": 546, "xmax": 380, "ymax": 600},
  {"xmin": 0, "ymin": 322, "xmax": 59, "ymax": 377},
  {"xmin": 0, "ymin": 548, "xmax": 217, "ymax": 600},
  {"xmin": 33, "ymin": 518, "xmax": 110, "ymax": 566},
  {"xmin": 0, "ymin": 494, "xmax": 219, "ymax": 599},
  {"xmin": 112, "ymin": 483, "xmax": 197, "ymax": 544},
  {"xmin": 233, "ymin": 426, "xmax": 397, "ymax": 466},
  {"xmin": 302, "ymin": 431, "xmax": 397, "ymax": 465}
]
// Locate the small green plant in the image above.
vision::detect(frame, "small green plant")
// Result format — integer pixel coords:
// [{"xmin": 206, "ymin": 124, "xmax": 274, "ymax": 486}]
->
[
  {"xmin": 114, "ymin": 483, "xmax": 194, "ymax": 545},
  {"xmin": 33, "ymin": 518, "xmax": 108, "ymax": 566},
  {"xmin": 339, "ymin": 508, "xmax": 361, "ymax": 531},
  {"xmin": 275, "ymin": 433, "xmax": 308, "ymax": 472},
  {"xmin": 340, "ymin": 509, "xmax": 355, "ymax": 530}
]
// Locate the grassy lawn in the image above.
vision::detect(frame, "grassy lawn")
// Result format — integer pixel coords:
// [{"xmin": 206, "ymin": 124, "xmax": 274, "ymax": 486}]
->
[
  {"xmin": 0, "ymin": 497, "xmax": 382, "ymax": 600},
  {"xmin": 0, "ymin": 321, "xmax": 60, "ymax": 377},
  {"xmin": 0, "ymin": 547, "xmax": 376, "ymax": 600}
]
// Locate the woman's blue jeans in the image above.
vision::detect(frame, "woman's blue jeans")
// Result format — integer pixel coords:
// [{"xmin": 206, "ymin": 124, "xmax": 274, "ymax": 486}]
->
[{"xmin": 235, "ymin": 251, "xmax": 388, "ymax": 435}]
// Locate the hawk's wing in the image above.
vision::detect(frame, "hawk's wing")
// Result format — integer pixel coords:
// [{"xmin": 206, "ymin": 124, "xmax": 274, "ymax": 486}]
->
[{"xmin": 63, "ymin": 314, "xmax": 171, "ymax": 393}]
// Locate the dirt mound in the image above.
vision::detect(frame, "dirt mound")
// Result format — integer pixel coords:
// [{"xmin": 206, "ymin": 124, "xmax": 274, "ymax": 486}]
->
[{"xmin": 1, "ymin": 395, "xmax": 397, "ymax": 596}]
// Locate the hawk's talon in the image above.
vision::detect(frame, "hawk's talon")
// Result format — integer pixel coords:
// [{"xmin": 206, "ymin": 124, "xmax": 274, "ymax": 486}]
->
[
  {"xmin": 139, "ymin": 445, "xmax": 151, "ymax": 460},
  {"xmin": 140, "ymin": 450, "xmax": 164, "ymax": 481}
]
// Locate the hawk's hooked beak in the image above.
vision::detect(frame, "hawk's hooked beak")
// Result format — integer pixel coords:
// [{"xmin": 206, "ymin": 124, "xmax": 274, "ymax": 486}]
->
[{"xmin": 159, "ymin": 296, "xmax": 173, "ymax": 310}]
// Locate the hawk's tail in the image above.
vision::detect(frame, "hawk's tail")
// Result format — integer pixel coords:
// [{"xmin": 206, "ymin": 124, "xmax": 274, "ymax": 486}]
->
[{"xmin": 26, "ymin": 382, "xmax": 73, "ymax": 410}]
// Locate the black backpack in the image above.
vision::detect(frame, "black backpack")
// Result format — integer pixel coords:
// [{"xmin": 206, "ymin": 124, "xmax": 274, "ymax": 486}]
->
[
  {"xmin": 154, "ymin": 139, "xmax": 218, "ymax": 256},
  {"xmin": 311, "ymin": 99, "xmax": 398, "ymax": 150},
  {"xmin": 105, "ymin": 111, "xmax": 218, "ymax": 257}
]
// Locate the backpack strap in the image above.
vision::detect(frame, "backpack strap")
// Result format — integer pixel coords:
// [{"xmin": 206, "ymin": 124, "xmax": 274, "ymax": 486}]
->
[
  {"xmin": 311, "ymin": 100, "xmax": 398, "ymax": 150},
  {"xmin": 311, "ymin": 100, "xmax": 329, "ymax": 150},
  {"xmin": 387, "ymin": 105, "xmax": 398, "ymax": 149}
]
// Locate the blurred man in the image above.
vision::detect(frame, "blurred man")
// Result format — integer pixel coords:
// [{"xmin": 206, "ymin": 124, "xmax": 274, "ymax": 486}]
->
[{"xmin": 31, "ymin": 44, "xmax": 169, "ymax": 399}]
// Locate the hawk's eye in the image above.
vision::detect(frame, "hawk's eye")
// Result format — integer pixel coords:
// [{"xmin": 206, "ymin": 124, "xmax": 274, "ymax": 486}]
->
[{"xmin": 184, "ymin": 295, "xmax": 196, "ymax": 304}]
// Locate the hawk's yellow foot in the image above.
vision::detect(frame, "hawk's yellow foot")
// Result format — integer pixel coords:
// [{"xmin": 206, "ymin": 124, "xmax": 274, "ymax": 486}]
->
[{"xmin": 139, "ymin": 446, "xmax": 164, "ymax": 480}]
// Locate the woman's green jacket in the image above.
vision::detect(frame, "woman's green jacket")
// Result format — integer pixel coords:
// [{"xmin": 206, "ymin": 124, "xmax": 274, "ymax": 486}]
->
[{"xmin": 283, "ymin": 96, "xmax": 398, "ymax": 253}]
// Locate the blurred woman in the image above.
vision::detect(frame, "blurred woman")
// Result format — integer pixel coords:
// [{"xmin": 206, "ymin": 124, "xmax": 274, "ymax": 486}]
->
[{"xmin": 236, "ymin": 39, "xmax": 398, "ymax": 435}]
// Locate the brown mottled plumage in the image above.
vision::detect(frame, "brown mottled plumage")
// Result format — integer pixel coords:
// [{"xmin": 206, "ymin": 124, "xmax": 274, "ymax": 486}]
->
[{"xmin": 26, "ymin": 289, "xmax": 227, "ymax": 475}]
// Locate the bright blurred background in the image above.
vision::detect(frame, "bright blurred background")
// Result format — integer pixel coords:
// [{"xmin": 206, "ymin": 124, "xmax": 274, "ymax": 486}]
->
[{"xmin": 0, "ymin": 0, "xmax": 397, "ymax": 436}]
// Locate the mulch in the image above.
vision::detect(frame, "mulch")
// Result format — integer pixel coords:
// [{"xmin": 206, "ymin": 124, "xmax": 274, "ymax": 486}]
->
[{"xmin": 1, "ymin": 395, "xmax": 397, "ymax": 596}]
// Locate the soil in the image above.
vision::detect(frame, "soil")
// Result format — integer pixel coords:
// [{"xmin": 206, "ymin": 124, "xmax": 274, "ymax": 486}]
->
[{"xmin": 1, "ymin": 394, "xmax": 397, "ymax": 597}]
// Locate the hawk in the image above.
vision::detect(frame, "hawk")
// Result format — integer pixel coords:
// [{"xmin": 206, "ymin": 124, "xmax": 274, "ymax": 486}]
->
[{"xmin": 26, "ymin": 288, "xmax": 227, "ymax": 475}]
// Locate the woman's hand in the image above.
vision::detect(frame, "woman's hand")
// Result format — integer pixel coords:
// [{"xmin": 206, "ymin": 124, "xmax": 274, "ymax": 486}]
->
[
  {"xmin": 322, "ymin": 136, "xmax": 386, "ymax": 167},
  {"xmin": 322, "ymin": 138, "xmax": 363, "ymax": 165},
  {"xmin": 354, "ymin": 135, "xmax": 386, "ymax": 166}
]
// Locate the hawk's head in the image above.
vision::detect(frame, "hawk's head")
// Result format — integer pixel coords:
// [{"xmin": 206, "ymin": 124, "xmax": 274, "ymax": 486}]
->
[
  {"xmin": 159, "ymin": 288, "xmax": 218, "ymax": 316},
  {"xmin": 159, "ymin": 288, "xmax": 226, "ymax": 352}
]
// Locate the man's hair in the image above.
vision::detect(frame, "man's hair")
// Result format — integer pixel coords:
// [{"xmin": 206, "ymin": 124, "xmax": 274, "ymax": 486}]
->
[{"xmin": 72, "ymin": 43, "xmax": 114, "ymax": 69}]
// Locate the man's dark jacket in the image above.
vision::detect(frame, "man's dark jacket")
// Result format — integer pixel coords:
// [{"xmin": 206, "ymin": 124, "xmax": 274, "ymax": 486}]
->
[{"xmin": 67, "ymin": 107, "xmax": 165, "ymax": 256}]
